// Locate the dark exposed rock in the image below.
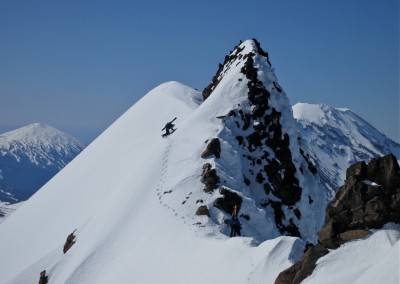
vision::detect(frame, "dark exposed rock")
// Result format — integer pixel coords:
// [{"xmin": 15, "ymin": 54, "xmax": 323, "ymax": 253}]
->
[
  {"xmin": 275, "ymin": 244, "xmax": 329, "ymax": 284},
  {"xmin": 213, "ymin": 187, "xmax": 242, "ymax": 215},
  {"xmin": 39, "ymin": 270, "xmax": 49, "ymax": 284},
  {"xmin": 202, "ymin": 42, "xmax": 246, "ymax": 100},
  {"xmin": 346, "ymin": 161, "xmax": 368, "ymax": 180},
  {"xmin": 276, "ymin": 154, "xmax": 400, "ymax": 283},
  {"xmin": 322, "ymin": 154, "xmax": 400, "ymax": 238},
  {"xmin": 63, "ymin": 230, "xmax": 76, "ymax": 254},
  {"xmin": 367, "ymin": 154, "xmax": 400, "ymax": 189},
  {"xmin": 339, "ymin": 229, "xmax": 371, "ymax": 242},
  {"xmin": 196, "ymin": 205, "xmax": 210, "ymax": 217},
  {"xmin": 201, "ymin": 138, "xmax": 221, "ymax": 159},
  {"xmin": 236, "ymin": 136, "xmax": 244, "ymax": 145},
  {"xmin": 201, "ymin": 164, "xmax": 219, "ymax": 193}
]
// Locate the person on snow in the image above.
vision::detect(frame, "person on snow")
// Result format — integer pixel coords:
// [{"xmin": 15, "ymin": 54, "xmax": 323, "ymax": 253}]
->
[
  {"xmin": 230, "ymin": 215, "xmax": 242, "ymax": 237},
  {"xmin": 162, "ymin": 118, "xmax": 177, "ymax": 136}
]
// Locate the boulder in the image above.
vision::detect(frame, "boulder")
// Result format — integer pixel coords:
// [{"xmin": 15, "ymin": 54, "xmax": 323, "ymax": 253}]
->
[
  {"xmin": 346, "ymin": 161, "xmax": 367, "ymax": 180},
  {"xmin": 39, "ymin": 270, "xmax": 48, "ymax": 284},
  {"xmin": 213, "ymin": 187, "xmax": 242, "ymax": 215},
  {"xmin": 201, "ymin": 138, "xmax": 221, "ymax": 159},
  {"xmin": 63, "ymin": 230, "xmax": 76, "ymax": 254},
  {"xmin": 276, "ymin": 154, "xmax": 400, "ymax": 283},
  {"xmin": 200, "ymin": 163, "xmax": 219, "ymax": 192},
  {"xmin": 195, "ymin": 205, "xmax": 210, "ymax": 217},
  {"xmin": 275, "ymin": 244, "xmax": 329, "ymax": 284}
]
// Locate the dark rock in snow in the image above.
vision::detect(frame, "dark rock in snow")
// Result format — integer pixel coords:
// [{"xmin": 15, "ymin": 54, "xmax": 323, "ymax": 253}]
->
[
  {"xmin": 275, "ymin": 244, "xmax": 329, "ymax": 284},
  {"xmin": 201, "ymin": 138, "xmax": 221, "ymax": 159},
  {"xmin": 63, "ymin": 230, "xmax": 77, "ymax": 254},
  {"xmin": 276, "ymin": 154, "xmax": 400, "ymax": 283},
  {"xmin": 213, "ymin": 187, "xmax": 242, "ymax": 215},
  {"xmin": 196, "ymin": 205, "xmax": 210, "ymax": 217},
  {"xmin": 200, "ymin": 163, "xmax": 219, "ymax": 193},
  {"xmin": 39, "ymin": 270, "xmax": 49, "ymax": 284}
]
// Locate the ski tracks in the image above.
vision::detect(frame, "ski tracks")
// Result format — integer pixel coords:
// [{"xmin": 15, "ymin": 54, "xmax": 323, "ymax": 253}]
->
[{"xmin": 155, "ymin": 136, "xmax": 203, "ymax": 233}]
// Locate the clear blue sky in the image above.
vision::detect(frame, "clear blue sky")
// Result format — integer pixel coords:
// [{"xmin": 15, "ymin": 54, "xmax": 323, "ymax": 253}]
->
[{"xmin": 0, "ymin": 0, "xmax": 398, "ymax": 144}]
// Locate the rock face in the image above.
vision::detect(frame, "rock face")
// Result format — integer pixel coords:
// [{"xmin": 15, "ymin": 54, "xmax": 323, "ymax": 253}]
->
[
  {"xmin": 200, "ymin": 163, "xmax": 219, "ymax": 193},
  {"xmin": 275, "ymin": 154, "xmax": 400, "ymax": 284},
  {"xmin": 319, "ymin": 153, "xmax": 400, "ymax": 247},
  {"xmin": 200, "ymin": 39, "xmax": 324, "ymax": 242}
]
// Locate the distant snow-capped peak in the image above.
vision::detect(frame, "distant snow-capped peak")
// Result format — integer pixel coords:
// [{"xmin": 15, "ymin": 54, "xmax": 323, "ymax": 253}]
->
[
  {"xmin": 293, "ymin": 102, "xmax": 400, "ymax": 199},
  {"xmin": 0, "ymin": 123, "xmax": 85, "ymax": 168}
]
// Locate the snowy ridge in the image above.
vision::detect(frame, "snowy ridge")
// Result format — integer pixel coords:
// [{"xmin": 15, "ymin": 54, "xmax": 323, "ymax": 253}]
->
[
  {"xmin": 0, "ymin": 40, "xmax": 397, "ymax": 284},
  {"xmin": 293, "ymin": 102, "xmax": 400, "ymax": 199}
]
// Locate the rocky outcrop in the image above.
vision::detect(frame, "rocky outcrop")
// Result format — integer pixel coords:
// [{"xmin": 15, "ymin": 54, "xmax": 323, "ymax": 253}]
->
[
  {"xmin": 275, "ymin": 154, "xmax": 400, "ymax": 284},
  {"xmin": 201, "ymin": 138, "xmax": 221, "ymax": 159},
  {"xmin": 213, "ymin": 187, "xmax": 242, "ymax": 215},
  {"xmin": 200, "ymin": 163, "xmax": 219, "ymax": 193},
  {"xmin": 196, "ymin": 205, "xmax": 210, "ymax": 217},
  {"xmin": 275, "ymin": 244, "xmax": 328, "ymax": 284},
  {"xmin": 319, "ymin": 153, "xmax": 400, "ymax": 248},
  {"xmin": 63, "ymin": 230, "xmax": 76, "ymax": 254},
  {"xmin": 39, "ymin": 270, "xmax": 49, "ymax": 284}
]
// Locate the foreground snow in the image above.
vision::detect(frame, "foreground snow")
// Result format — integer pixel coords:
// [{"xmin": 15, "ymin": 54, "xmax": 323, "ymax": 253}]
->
[{"xmin": 303, "ymin": 224, "xmax": 400, "ymax": 284}]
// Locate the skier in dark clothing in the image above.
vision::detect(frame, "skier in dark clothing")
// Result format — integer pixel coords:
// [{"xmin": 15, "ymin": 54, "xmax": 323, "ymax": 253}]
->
[
  {"xmin": 230, "ymin": 215, "xmax": 242, "ymax": 237},
  {"xmin": 162, "ymin": 117, "xmax": 177, "ymax": 136}
]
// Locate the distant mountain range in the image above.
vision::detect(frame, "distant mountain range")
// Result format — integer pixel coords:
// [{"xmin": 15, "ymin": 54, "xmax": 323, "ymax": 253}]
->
[
  {"xmin": 293, "ymin": 103, "xmax": 400, "ymax": 200},
  {"xmin": 0, "ymin": 123, "xmax": 85, "ymax": 203}
]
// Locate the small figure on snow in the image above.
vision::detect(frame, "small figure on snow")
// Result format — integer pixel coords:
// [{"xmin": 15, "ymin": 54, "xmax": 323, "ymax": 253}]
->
[
  {"xmin": 162, "ymin": 117, "xmax": 177, "ymax": 137},
  {"xmin": 229, "ymin": 215, "xmax": 242, "ymax": 237}
]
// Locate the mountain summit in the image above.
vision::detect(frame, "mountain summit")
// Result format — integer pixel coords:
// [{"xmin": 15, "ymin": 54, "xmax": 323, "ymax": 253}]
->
[{"xmin": 0, "ymin": 123, "xmax": 85, "ymax": 202}]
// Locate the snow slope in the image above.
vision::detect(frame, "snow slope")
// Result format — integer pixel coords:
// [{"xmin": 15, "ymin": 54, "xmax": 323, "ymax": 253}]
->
[
  {"xmin": 0, "ymin": 40, "xmax": 397, "ymax": 284},
  {"xmin": 0, "ymin": 123, "xmax": 85, "ymax": 202},
  {"xmin": 0, "ymin": 79, "xmax": 304, "ymax": 284},
  {"xmin": 293, "ymin": 103, "xmax": 400, "ymax": 200}
]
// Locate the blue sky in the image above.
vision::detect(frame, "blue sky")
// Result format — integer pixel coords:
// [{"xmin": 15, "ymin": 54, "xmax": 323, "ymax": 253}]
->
[{"xmin": 0, "ymin": 0, "xmax": 398, "ymax": 144}]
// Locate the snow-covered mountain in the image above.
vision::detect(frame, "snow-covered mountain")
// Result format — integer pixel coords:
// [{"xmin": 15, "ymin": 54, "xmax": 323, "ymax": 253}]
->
[
  {"xmin": 293, "ymin": 103, "xmax": 400, "ymax": 200},
  {"xmin": 0, "ymin": 123, "xmax": 85, "ymax": 203},
  {"xmin": 0, "ymin": 40, "xmax": 397, "ymax": 284}
]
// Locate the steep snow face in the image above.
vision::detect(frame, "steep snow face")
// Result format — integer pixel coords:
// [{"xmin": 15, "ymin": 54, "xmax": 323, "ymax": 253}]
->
[
  {"xmin": 293, "ymin": 103, "xmax": 400, "ymax": 200},
  {"xmin": 0, "ymin": 123, "xmax": 85, "ymax": 202}
]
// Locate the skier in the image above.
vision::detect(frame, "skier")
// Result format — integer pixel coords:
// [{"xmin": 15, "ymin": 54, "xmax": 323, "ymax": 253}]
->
[
  {"xmin": 162, "ymin": 117, "xmax": 177, "ymax": 136},
  {"xmin": 230, "ymin": 215, "xmax": 242, "ymax": 237}
]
